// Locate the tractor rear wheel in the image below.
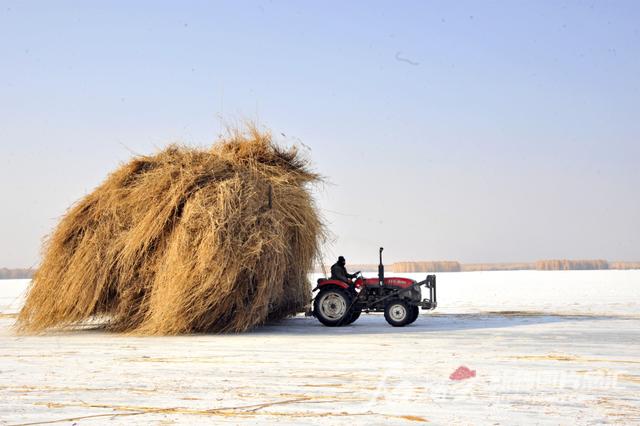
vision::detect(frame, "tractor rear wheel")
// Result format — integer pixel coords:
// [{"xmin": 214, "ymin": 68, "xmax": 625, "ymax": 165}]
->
[
  {"xmin": 407, "ymin": 305, "xmax": 419, "ymax": 324},
  {"xmin": 344, "ymin": 307, "xmax": 362, "ymax": 325},
  {"xmin": 384, "ymin": 299, "xmax": 411, "ymax": 327},
  {"xmin": 314, "ymin": 288, "xmax": 352, "ymax": 327}
]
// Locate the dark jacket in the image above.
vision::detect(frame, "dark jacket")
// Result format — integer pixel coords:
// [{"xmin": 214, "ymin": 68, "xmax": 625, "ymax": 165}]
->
[{"xmin": 330, "ymin": 262, "xmax": 356, "ymax": 283}]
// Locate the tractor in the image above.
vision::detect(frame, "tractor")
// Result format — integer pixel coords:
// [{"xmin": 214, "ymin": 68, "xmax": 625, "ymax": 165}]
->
[{"xmin": 312, "ymin": 248, "xmax": 437, "ymax": 327}]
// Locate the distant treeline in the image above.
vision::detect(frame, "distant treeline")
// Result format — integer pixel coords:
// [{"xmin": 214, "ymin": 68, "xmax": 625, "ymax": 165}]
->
[
  {"xmin": 462, "ymin": 262, "xmax": 534, "ymax": 272},
  {"xmin": 393, "ymin": 261, "xmax": 461, "ymax": 272},
  {"xmin": 330, "ymin": 261, "xmax": 462, "ymax": 273},
  {"xmin": 314, "ymin": 259, "xmax": 640, "ymax": 273},
  {"xmin": 610, "ymin": 261, "xmax": 640, "ymax": 270},
  {"xmin": 535, "ymin": 259, "xmax": 609, "ymax": 270},
  {"xmin": 4, "ymin": 260, "xmax": 640, "ymax": 280},
  {"xmin": 0, "ymin": 268, "xmax": 35, "ymax": 279}
]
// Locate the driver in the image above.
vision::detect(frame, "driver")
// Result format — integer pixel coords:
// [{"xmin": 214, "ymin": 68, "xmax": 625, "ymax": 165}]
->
[{"xmin": 330, "ymin": 256, "xmax": 359, "ymax": 285}]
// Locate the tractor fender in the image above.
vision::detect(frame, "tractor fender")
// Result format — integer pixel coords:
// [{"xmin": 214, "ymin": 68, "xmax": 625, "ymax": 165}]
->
[{"xmin": 316, "ymin": 279, "xmax": 349, "ymax": 290}]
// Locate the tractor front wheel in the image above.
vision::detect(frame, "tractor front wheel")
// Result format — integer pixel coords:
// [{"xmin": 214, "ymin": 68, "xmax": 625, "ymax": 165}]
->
[
  {"xmin": 384, "ymin": 299, "xmax": 411, "ymax": 327},
  {"xmin": 314, "ymin": 288, "xmax": 352, "ymax": 327},
  {"xmin": 406, "ymin": 305, "xmax": 419, "ymax": 324}
]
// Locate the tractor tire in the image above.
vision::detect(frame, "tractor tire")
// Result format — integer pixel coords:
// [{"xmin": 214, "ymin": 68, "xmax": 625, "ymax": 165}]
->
[
  {"xmin": 344, "ymin": 308, "xmax": 362, "ymax": 325},
  {"xmin": 384, "ymin": 299, "xmax": 412, "ymax": 327},
  {"xmin": 314, "ymin": 288, "xmax": 352, "ymax": 327},
  {"xmin": 406, "ymin": 305, "xmax": 419, "ymax": 324}
]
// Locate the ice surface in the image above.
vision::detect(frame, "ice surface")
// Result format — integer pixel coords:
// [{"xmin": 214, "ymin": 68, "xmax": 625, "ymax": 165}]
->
[
  {"xmin": 0, "ymin": 279, "xmax": 28, "ymax": 314},
  {"xmin": 1, "ymin": 271, "xmax": 639, "ymax": 425}
]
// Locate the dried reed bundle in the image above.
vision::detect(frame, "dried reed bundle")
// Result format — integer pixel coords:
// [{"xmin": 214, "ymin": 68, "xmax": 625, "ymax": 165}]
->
[{"xmin": 18, "ymin": 129, "xmax": 323, "ymax": 334}]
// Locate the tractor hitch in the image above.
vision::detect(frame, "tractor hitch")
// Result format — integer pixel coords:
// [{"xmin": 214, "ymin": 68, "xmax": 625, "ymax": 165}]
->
[{"xmin": 416, "ymin": 274, "xmax": 437, "ymax": 310}]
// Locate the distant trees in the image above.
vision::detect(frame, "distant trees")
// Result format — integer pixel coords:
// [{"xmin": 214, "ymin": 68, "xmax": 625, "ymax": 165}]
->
[
  {"xmin": 462, "ymin": 262, "xmax": 534, "ymax": 271},
  {"xmin": 534, "ymin": 259, "xmax": 609, "ymax": 270},
  {"xmin": 606, "ymin": 261, "xmax": 640, "ymax": 270},
  {"xmin": 3, "ymin": 259, "xmax": 640, "ymax": 279},
  {"xmin": 315, "ymin": 259, "xmax": 639, "ymax": 274},
  {"xmin": 0, "ymin": 268, "xmax": 35, "ymax": 279},
  {"xmin": 392, "ymin": 261, "xmax": 461, "ymax": 273}
]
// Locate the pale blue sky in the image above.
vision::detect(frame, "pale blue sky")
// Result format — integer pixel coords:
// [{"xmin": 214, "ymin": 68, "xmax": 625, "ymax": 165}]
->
[{"xmin": 1, "ymin": 0, "xmax": 639, "ymax": 267}]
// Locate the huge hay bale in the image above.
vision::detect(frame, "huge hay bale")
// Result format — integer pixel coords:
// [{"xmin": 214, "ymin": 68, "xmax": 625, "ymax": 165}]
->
[{"xmin": 18, "ymin": 129, "xmax": 323, "ymax": 334}]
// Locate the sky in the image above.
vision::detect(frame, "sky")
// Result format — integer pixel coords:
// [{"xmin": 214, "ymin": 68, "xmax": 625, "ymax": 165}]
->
[{"xmin": 1, "ymin": 0, "xmax": 639, "ymax": 267}]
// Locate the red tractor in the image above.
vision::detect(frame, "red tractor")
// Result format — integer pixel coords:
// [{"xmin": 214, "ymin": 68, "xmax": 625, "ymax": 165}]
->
[{"xmin": 313, "ymin": 248, "xmax": 437, "ymax": 327}]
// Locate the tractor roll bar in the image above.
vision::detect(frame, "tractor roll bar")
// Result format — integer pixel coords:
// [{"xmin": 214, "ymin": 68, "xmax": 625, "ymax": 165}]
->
[{"xmin": 378, "ymin": 247, "xmax": 384, "ymax": 286}]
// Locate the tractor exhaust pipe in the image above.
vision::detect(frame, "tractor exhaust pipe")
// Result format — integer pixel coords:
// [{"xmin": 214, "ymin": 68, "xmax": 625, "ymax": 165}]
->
[{"xmin": 378, "ymin": 247, "xmax": 384, "ymax": 286}]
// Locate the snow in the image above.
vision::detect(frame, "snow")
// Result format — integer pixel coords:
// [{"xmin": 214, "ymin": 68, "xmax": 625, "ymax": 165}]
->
[
  {"xmin": 1, "ymin": 270, "xmax": 639, "ymax": 425},
  {"xmin": 0, "ymin": 279, "xmax": 28, "ymax": 315}
]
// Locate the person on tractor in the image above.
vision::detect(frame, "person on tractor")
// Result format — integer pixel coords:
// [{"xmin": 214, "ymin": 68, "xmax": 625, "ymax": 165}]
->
[{"xmin": 330, "ymin": 256, "xmax": 359, "ymax": 286}]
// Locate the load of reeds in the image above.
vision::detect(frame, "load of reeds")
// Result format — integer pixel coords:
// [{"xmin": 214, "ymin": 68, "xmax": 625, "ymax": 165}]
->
[{"xmin": 18, "ymin": 129, "xmax": 323, "ymax": 334}]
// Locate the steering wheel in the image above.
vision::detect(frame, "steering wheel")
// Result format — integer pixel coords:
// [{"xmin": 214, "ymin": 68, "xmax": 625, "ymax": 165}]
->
[{"xmin": 353, "ymin": 271, "xmax": 364, "ymax": 289}]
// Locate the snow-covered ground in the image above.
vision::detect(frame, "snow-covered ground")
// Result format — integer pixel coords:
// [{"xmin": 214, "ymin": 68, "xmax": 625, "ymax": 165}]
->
[{"xmin": 1, "ymin": 270, "xmax": 639, "ymax": 425}]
